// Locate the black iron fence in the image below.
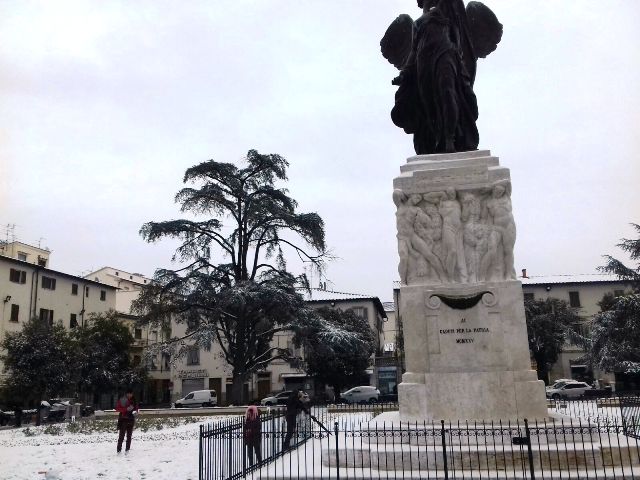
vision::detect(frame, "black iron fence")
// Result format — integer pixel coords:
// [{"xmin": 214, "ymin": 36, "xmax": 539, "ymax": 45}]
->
[
  {"xmin": 622, "ymin": 395, "xmax": 640, "ymax": 439},
  {"xmin": 199, "ymin": 401, "xmax": 640, "ymax": 479}
]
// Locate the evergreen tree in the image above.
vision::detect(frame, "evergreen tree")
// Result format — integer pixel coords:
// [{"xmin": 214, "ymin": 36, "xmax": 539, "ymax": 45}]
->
[
  {"xmin": 524, "ymin": 298, "xmax": 582, "ymax": 384},
  {"xmin": 586, "ymin": 224, "xmax": 640, "ymax": 374},
  {"xmin": 1, "ymin": 317, "xmax": 76, "ymax": 403},
  {"xmin": 598, "ymin": 223, "xmax": 640, "ymax": 290},
  {"xmin": 586, "ymin": 295, "xmax": 640, "ymax": 374},
  {"xmin": 296, "ymin": 307, "xmax": 377, "ymax": 400},
  {"xmin": 72, "ymin": 311, "xmax": 146, "ymax": 402},
  {"xmin": 133, "ymin": 150, "xmax": 329, "ymax": 404}
]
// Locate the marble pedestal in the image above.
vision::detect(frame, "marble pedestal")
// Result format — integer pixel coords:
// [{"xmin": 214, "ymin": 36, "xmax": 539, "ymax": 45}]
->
[{"xmin": 393, "ymin": 150, "xmax": 547, "ymax": 421}]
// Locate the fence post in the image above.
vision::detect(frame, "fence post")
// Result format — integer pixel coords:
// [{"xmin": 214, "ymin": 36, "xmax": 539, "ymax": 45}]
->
[
  {"xmin": 441, "ymin": 420, "xmax": 448, "ymax": 480},
  {"xmin": 199, "ymin": 424, "xmax": 203, "ymax": 480},
  {"xmin": 335, "ymin": 421, "xmax": 340, "ymax": 480},
  {"xmin": 228, "ymin": 425, "xmax": 233, "ymax": 478},
  {"xmin": 524, "ymin": 419, "xmax": 535, "ymax": 480}
]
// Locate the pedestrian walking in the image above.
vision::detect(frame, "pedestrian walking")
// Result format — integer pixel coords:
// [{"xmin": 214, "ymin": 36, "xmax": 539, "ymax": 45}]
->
[
  {"xmin": 282, "ymin": 390, "xmax": 309, "ymax": 450},
  {"xmin": 244, "ymin": 405, "xmax": 262, "ymax": 466},
  {"xmin": 115, "ymin": 389, "xmax": 138, "ymax": 453}
]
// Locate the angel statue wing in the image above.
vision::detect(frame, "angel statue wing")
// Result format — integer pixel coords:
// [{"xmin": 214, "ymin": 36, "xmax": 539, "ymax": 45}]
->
[
  {"xmin": 466, "ymin": 1, "xmax": 503, "ymax": 59},
  {"xmin": 380, "ymin": 14, "xmax": 414, "ymax": 70}
]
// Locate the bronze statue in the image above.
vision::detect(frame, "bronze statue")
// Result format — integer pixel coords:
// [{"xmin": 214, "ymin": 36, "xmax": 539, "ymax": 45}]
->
[{"xmin": 381, "ymin": 0, "xmax": 502, "ymax": 155}]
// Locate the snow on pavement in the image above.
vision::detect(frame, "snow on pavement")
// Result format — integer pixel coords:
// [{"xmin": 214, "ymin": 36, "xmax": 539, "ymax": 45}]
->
[{"xmin": 0, "ymin": 416, "xmax": 235, "ymax": 480}]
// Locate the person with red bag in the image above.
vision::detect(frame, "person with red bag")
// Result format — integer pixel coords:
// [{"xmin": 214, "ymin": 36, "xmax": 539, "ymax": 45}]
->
[{"xmin": 115, "ymin": 388, "xmax": 138, "ymax": 453}]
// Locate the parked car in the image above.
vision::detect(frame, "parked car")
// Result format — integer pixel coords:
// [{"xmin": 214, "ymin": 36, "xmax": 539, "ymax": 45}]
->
[
  {"xmin": 546, "ymin": 379, "xmax": 573, "ymax": 391},
  {"xmin": 546, "ymin": 381, "xmax": 592, "ymax": 400},
  {"xmin": 260, "ymin": 390, "xmax": 309, "ymax": 406},
  {"xmin": 340, "ymin": 386, "xmax": 380, "ymax": 404},
  {"xmin": 0, "ymin": 409, "xmax": 12, "ymax": 426},
  {"xmin": 174, "ymin": 390, "xmax": 217, "ymax": 408}
]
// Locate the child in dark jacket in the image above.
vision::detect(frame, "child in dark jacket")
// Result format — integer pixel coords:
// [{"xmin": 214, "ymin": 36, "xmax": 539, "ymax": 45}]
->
[{"xmin": 244, "ymin": 405, "xmax": 262, "ymax": 466}]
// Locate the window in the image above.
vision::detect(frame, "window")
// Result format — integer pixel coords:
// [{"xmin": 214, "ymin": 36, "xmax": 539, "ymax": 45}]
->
[
  {"xmin": 70, "ymin": 314, "xmax": 78, "ymax": 328},
  {"xmin": 42, "ymin": 276, "xmax": 56, "ymax": 290},
  {"xmin": 37, "ymin": 257, "xmax": 46, "ymax": 267},
  {"xmin": 133, "ymin": 355, "xmax": 141, "ymax": 366},
  {"xmin": 39, "ymin": 308, "xmax": 54, "ymax": 326},
  {"xmin": 350, "ymin": 307, "xmax": 369, "ymax": 320},
  {"xmin": 569, "ymin": 291, "xmax": 581, "ymax": 308},
  {"xmin": 115, "ymin": 271, "xmax": 119, "ymax": 276},
  {"xmin": 187, "ymin": 346, "xmax": 200, "ymax": 365},
  {"xmin": 71, "ymin": 283, "xmax": 78, "ymax": 295},
  {"xmin": 523, "ymin": 293, "xmax": 534, "ymax": 302},
  {"xmin": 134, "ymin": 328, "xmax": 142, "ymax": 340},
  {"xmin": 100, "ymin": 290, "xmax": 106, "ymax": 301},
  {"xmin": 9, "ymin": 268, "xmax": 27, "ymax": 284},
  {"xmin": 162, "ymin": 353, "xmax": 170, "ymax": 371},
  {"xmin": 85, "ymin": 286, "xmax": 90, "ymax": 297},
  {"xmin": 17, "ymin": 252, "xmax": 27, "ymax": 261},
  {"xmin": 10, "ymin": 304, "xmax": 19, "ymax": 323}
]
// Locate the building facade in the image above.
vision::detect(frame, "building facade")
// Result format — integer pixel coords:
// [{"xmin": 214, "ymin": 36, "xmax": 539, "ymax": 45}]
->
[
  {"xmin": 0, "ymin": 253, "xmax": 117, "ymax": 384},
  {"xmin": 169, "ymin": 289, "xmax": 387, "ymax": 405},
  {"xmin": 520, "ymin": 271, "xmax": 633, "ymax": 387},
  {"xmin": 84, "ymin": 267, "xmax": 171, "ymax": 405}
]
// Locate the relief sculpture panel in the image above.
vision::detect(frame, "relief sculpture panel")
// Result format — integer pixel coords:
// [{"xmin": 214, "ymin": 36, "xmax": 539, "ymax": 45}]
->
[{"xmin": 394, "ymin": 180, "xmax": 516, "ymax": 285}]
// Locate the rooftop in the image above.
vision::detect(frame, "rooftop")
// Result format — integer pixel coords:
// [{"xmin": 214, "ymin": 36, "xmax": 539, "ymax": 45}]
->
[{"xmin": 520, "ymin": 273, "xmax": 627, "ymax": 285}]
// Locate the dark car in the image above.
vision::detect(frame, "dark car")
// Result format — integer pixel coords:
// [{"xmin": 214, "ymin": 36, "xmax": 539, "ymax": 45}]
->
[{"xmin": 0, "ymin": 409, "xmax": 12, "ymax": 426}]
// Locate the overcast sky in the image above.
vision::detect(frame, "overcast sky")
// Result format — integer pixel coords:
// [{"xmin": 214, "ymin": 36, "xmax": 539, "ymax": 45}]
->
[{"xmin": 1, "ymin": 1, "xmax": 638, "ymax": 301}]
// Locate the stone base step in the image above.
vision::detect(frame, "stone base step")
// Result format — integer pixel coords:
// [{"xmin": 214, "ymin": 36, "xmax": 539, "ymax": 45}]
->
[{"xmin": 323, "ymin": 443, "xmax": 639, "ymax": 471}]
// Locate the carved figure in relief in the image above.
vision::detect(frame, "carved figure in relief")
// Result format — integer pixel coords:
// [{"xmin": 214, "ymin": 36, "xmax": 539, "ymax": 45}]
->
[
  {"xmin": 393, "ymin": 190, "xmax": 421, "ymax": 284},
  {"xmin": 484, "ymin": 181, "xmax": 517, "ymax": 280},
  {"xmin": 394, "ymin": 189, "xmax": 445, "ymax": 284},
  {"xmin": 413, "ymin": 206, "xmax": 446, "ymax": 282},
  {"xmin": 461, "ymin": 192, "xmax": 486, "ymax": 283},
  {"xmin": 425, "ymin": 188, "xmax": 467, "ymax": 283}
]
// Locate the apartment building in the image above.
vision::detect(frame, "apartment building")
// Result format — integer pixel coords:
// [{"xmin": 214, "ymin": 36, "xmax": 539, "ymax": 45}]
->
[
  {"xmin": 520, "ymin": 271, "xmax": 633, "ymax": 387},
  {"xmin": 170, "ymin": 289, "xmax": 387, "ymax": 405},
  {"xmin": 84, "ymin": 267, "xmax": 171, "ymax": 405},
  {"xmin": 0, "ymin": 251, "xmax": 117, "ymax": 384}
]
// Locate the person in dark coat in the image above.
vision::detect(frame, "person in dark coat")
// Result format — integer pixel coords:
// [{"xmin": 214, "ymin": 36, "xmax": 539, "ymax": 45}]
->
[
  {"xmin": 244, "ymin": 405, "xmax": 262, "ymax": 466},
  {"xmin": 115, "ymin": 389, "xmax": 138, "ymax": 453},
  {"xmin": 13, "ymin": 404, "xmax": 22, "ymax": 428},
  {"xmin": 282, "ymin": 390, "xmax": 309, "ymax": 450}
]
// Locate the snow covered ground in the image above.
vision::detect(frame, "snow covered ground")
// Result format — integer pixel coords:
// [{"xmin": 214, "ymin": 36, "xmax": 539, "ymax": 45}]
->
[{"xmin": 0, "ymin": 416, "xmax": 234, "ymax": 480}]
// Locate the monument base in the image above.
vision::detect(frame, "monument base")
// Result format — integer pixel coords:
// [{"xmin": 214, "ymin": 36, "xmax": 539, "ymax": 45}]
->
[
  {"xmin": 399, "ymin": 370, "xmax": 546, "ymax": 422},
  {"xmin": 397, "ymin": 280, "xmax": 547, "ymax": 422}
]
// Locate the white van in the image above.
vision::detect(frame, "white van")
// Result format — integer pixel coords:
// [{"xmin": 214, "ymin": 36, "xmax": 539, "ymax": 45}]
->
[{"xmin": 174, "ymin": 390, "xmax": 217, "ymax": 408}]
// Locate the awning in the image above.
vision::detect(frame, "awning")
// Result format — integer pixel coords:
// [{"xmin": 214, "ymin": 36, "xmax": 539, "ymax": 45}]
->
[{"xmin": 280, "ymin": 373, "xmax": 308, "ymax": 379}]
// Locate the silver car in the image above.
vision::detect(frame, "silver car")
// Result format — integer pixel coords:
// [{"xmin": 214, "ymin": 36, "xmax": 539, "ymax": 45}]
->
[
  {"xmin": 546, "ymin": 381, "xmax": 592, "ymax": 400},
  {"xmin": 340, "ymin": 386, "xmax": 380, "ymax": 404}
]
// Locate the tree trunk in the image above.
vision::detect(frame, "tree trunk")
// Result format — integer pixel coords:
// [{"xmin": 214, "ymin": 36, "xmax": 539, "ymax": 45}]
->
[{"xmin": 231, "ymin": 373, "xmax": 247, "ymax": 405}]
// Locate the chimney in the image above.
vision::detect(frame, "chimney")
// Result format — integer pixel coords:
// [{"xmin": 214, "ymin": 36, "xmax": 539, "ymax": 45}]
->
[{"xmin": 521, "ymin": 268, "xmax": 528, "ymax": 279}]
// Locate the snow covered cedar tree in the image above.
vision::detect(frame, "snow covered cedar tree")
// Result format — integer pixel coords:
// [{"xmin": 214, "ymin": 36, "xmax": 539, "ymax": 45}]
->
[{"xmin": 132, "ymin": 150, "xmax": 329, "ymax": 404}]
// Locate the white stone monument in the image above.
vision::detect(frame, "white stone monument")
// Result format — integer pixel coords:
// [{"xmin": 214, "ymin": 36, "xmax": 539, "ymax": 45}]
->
[{"xmin": 394, "ymin": 150, "xmax": 547, "ymax": 421}]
